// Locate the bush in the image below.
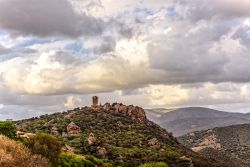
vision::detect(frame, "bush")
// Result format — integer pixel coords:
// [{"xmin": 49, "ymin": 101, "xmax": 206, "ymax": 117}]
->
[
  {"xmin": 0, "ymin": 121, "xmax": 17, "ymax": 139},
  {"xmin": 57, "ymin": 152, "xmax": 104, "ymax": 167},
  {"xmin": 25, "ymin": 133, "xmax": 62, "ymax": 165},
  {"xmin": 0, "ymin": 135, "xmax": 51, "ymax": 167},
  {"xmin": 139, "ymin": 162, "xmax": 169, "ymax": 167},
  {"xmin": 57, "ymin": 152, "xmax": 88, "ymax": 167}
]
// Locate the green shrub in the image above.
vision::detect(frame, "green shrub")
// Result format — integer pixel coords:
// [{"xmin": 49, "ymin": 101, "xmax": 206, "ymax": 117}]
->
[
  {"xmin": 139, "ymin": 162, "xmax": 169, "ymax": 167},
  {"xmin": 0, "ymin": 121, "xmax": 17, "ymax": 139},
  {"xmin": 57, "ymin": 152, "xmax": 104, "ymax": 167},
  {"xmin": 25, "ymin": 133, "xmax": 62, "ymax": 165}
]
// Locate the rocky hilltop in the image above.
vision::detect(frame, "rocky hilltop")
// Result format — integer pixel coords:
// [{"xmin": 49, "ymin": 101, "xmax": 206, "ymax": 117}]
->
[
  {"xmin": 93, "ymin": 102, "xmax": 146, "ymax": 122},
  {"xmin": 15, "ymin": 97, "xmax": 226, "ymax": 167}
]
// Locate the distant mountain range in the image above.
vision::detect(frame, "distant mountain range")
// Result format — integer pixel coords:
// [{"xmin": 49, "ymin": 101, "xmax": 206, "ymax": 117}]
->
[
  {"xmin": 178, "ymin": 123, "xmax": 250, "ymax": 167},
  {"xmin": 145, "ymin": 107, "xmax": 250, "ymax": 136}
]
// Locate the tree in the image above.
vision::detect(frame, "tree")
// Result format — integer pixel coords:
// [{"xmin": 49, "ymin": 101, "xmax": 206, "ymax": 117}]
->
[
  {"xmin": 0, "ymin": 121, "xmax": 17, "ymax": 139},
  {"xmin": 25, "ymin": 133, "xmax": 62, "ymax": 165}
]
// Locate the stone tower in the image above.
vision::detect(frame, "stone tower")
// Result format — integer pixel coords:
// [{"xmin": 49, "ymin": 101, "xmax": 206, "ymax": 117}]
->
[{"xmin": 92, "ymin": 96, "xmax": 98, "ymax": 108}]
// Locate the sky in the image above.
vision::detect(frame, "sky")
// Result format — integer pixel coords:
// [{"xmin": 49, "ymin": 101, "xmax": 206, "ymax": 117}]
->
[{"xmin": 1, "ymin": 0, "xmax": 250, "ymax": 120}]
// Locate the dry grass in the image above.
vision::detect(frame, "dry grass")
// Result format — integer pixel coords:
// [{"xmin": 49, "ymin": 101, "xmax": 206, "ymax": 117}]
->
[{"xmin": 0, "ymin": 135, "xmax": 51, "ymax": 167}]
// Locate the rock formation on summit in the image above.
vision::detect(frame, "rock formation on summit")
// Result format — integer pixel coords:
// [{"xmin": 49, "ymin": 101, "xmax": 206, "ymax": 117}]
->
[
  {"xmin": 111, "ymin": 103, "xmax": 146, "ymax": 122},
  {"xmin": 90, "ymin": 96, "xmax": 147, "ymax": 122}
]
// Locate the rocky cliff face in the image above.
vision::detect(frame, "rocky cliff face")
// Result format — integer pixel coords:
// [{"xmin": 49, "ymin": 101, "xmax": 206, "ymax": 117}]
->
[{"xmin": 92, "ymin": 102, "xmax": 147, "ymax": 122}]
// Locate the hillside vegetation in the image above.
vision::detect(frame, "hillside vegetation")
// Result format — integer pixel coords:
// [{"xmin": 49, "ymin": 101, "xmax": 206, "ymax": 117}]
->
[
  {"xmin": 15, "ymin": 103, "xmax": 226, "ymax": 167},
  {"xmin": 178, "ymin": 124, "xmax": 250, "ymax": 167},
  {"xmin": 0, "ymin": 135, "xmax": 51, "ymax": 167}
]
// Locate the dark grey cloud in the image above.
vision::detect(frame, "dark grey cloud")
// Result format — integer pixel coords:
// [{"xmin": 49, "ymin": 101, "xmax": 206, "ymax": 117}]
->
[
  {"xmin": 0, "ymin": 105, "xmax": 65, "ymax": 120},
  {"xmin": 0, "ymin": 84, "xmax": 65, "ymax": 107},
  {"xmin": 0, "ymin": 0, "xmax": 134, "ymax": 40},
  {"xmin": 0, "ymin": 0, "xmax": 105, "ymax": 38}
]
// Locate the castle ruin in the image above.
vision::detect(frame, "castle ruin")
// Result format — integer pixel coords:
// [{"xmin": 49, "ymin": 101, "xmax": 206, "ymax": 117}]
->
[{"xmin": 92, "ymin": 96, "xmax": 98, "ymax": 108}]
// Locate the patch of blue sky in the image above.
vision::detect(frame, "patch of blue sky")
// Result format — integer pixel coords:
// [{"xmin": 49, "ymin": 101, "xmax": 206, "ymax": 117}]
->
[
  {"xmin": 16, "ymin": 38, "xmax": 53, "ymax": 48},
  {"xmin": 0, "ymin": 30, "xmax": 8, "ymax": 37},
  {"xmin": 133, "ymin": 7, "xmax": 155, "ymax": 18},
  {"xmin": 166, "ymin": 4, "xmax": 176, "ymax": 17},
  {"xmin": 65, "ymin": 42, "xmax": 92, "ymax": 55},
  {"xmin": 0, "ymin": 53, "xmax": 21, "ymax": 62}
]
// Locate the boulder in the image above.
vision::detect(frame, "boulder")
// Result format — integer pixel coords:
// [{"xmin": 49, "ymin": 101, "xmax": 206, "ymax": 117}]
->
[
  {"xmin": 96, "ymin": 146, "xmax": 107, "ymax": 157},
  {"xmin": 87, "ymin": 132, "xmax": 97, "ymax": 145},
  {"xmin": 112, "ymin": 103, "xmax": 120, "ymax": 112},
  {"xmin": 43, "ymin": 119, "xmax": 56, "ymax": 128},
  {"xmin": 62, "ymin": 144, "xmax": 75, "ymax": 153},
  {"xmin": 64, "ymin": 111, "xmax": 76, "ymax": 119},
  {"xmin": 103, "ymin": 103, "xmax": 111, "ymax": 111},
  {"xmin": 118, "ymin": 104, "xmax": 127, "ymax": 114},
  {"xmin": 16, "ymin": 131, "xmax": 35, "ymax": 139},
  {"xmin": 67, "ymin": 122, "xmax": 82, "ymax": 136},
  {"xmin": 51, "ymin": 126, "xmax": 59, "ymax": 135},
  {"xmin": 148, "ymin": 138, "xmax": 160, "ymax": 148}
]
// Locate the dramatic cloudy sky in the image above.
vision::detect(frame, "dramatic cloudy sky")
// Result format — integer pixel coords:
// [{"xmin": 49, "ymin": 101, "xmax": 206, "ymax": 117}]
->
[{"xmin": 1, "ymin": 0, "xmax": 250, "ymax": 120}]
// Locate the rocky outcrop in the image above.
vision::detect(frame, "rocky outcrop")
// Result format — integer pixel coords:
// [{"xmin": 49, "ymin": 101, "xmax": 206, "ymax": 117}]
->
[
  {"xmin": 111, "ymin": 103, "xmax": 146, "ymax": 122},
  {"xmin": 191, "ymin": 134, "xmax": 221, "ymax": 152},
  {"xmin": 62, "ymin": 144, "xmax": 75, "ymax": 153},
  {"xmin": 148, "ymin": 138, "xmax": 160, "ymax": 148},
  {"xmin": 96, "ymin": 146, "xmax": 107, "ymax": 157},
  {"xmin": 103, "ymin": 103, "xmax": 111, "ymax": 111},
  {"xmin": 87, "ymin": 132, "xmax": 97, "ymax": 145},
  {"xmin": 64, "ymin": 111, "xmax": 76, "ymax": 119},
  {"xmin": 51, "ymin": 126, "xmax": 59, "ymax": 135},
  {"xmin": 16, "ymin": 131, "xmax": 35, "ymax": 139},
  {"xmin": 43, "ymin": 119, "xmax": 56, "ymax": 128},
  {"xmin": 91, "ymin": 102, "xmax": 147, "ymax": 122},
  {"xmin": 67, "ymin": 122, "xmax": 81, "ymax": 136}
]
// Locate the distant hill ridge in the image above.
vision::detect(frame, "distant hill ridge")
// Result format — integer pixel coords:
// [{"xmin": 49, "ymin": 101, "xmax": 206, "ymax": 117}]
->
[{"xmin": 145, "ymin": 107, "xmax": 250, "ymax": 136}]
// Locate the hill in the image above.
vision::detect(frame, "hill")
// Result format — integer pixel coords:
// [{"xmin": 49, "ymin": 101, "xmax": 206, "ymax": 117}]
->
[
  {"xmin": 145, "ymin": 107, "xmax": 250, "ymax": 136},
  {"xmin": 15, "ymin": 102, "xmax": 225, "ymax": 167},
  {"xmin": 178, "ymin": 123, "xmax": 250, "ymax": 167}
]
